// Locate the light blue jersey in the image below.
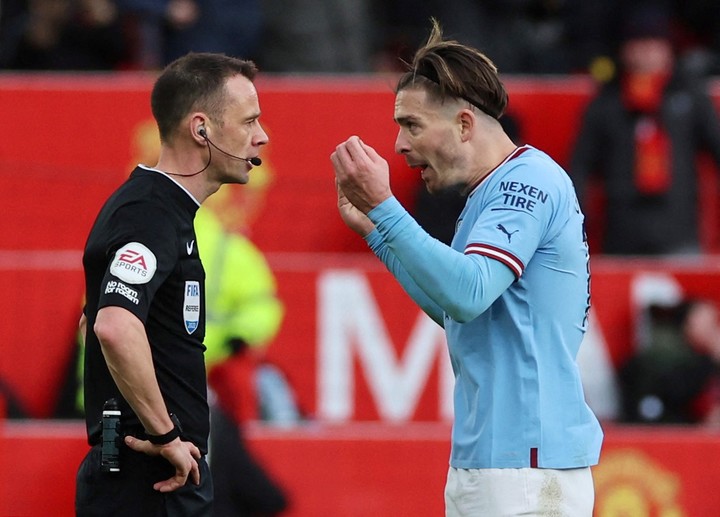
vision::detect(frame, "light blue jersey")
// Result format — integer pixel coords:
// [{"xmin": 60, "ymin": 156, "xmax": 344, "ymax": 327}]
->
[{"xmin": 365, "ymin": 145, "xmax": 603, "ymax": 469}]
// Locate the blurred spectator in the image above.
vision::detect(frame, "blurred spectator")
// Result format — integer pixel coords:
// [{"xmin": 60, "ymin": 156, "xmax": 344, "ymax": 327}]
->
[
  {"xmin": 372, "ymin": 0, "xmax": 613, "ymax": 74},
  {"xmin": 164, "ymin": 0, "xmax": 263, "ymax": 64},
  {"xmin": 196, "ymin": 205, "xmax": 284, "ymax": 369},
  {"xmin": 619, "ymin": 299, "xmax": 720, "ymax": 426},
  {"xmin": 117, "ymin": 0, "xmax": 263, "ymax": 69},
  {"xmin": 569, "ymin": 2, "xmax": 720, "ymax": 255},
  {"xmin": 198, "ymin": 202, "xmax": 303, "ymax": 426},
  {"xmin": 259, "ymin": 0, "xmax": 373, "ymax": 72},
  {"xmin": 0, "ymin": 0, "xmax": 127, "ymax": 70},
  {"xmin": 445, "ymin": 0, "xmax": 574, "ymax": 74},
  {"xmin": 3, "ymin": 0, "xmax": 719, "ymax": 75},
  {"xmin": 209, "ymin": 397, "xmax": 290, "ymax": 517},
  {"xmin": 115, "ymin": 0, "xmax": 182, "ymax": 69},
  {"xmin": 673, "ymin": 0, "xmax": 720, "ymax": 76},
  {"xmin": 0, "ymin": 376, "xmax": 28, "ymax": 418},
  {"xmin": 196, "ymin": 205, "xmax": 298, "ymax": 516}
]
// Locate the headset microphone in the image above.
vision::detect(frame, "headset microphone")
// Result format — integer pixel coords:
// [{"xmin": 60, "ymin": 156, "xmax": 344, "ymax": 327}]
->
[
  {"xmin": 166, "ymin": 128, "xmax": 261, "ymax": 177},
  {"xmin": 200, "ymin": 127, "xmax": 262, "ymax": 166}
]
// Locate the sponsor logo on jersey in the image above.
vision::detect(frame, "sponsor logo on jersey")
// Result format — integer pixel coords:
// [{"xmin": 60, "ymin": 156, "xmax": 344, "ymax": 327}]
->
[
  {"xmin": 104, "ymin": 280, "xmax": 140, "ymax": 305},
  {"xmin": 496, "ymin": 180, "xmax": 548, "ymax": 214},
  {"xmin": 183, "ymin": 280, "xmax": 200, "ymax": 334},
  {"xmin": 110, "ymin": 242, "xmax": 157, "ymax": 285},
  {"xmin": 496, "ymin": 223, "xmax": 519, "ymax": 243},
  {"xmin": 186, "ymin": 240, "xmax": 195, "ymax": 255}
]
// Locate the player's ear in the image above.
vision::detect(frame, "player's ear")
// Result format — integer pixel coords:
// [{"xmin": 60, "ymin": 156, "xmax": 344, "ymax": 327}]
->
[{"xmin": 458, "ymin": 109, "xmax": 475, "ymax": 142}]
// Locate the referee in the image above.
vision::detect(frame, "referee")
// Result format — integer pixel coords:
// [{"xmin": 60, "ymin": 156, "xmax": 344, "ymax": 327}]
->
[
  {"xmin": 75, "ymin": 52, "xmax": 268, "ymax": 516},
  {"xmin": 332, "ymin": 20, "xmax": 603, "ymax": 516}
]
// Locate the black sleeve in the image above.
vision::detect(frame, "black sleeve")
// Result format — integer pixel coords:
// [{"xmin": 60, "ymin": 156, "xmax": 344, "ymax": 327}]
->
[{"xmin": 97, "ymin": 201, "xmax": 179, "ymax": 322}]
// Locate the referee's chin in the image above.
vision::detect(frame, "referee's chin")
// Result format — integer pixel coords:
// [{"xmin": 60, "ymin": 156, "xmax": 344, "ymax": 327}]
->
[{"xmin": 221, "ymin": 170, "xmax": 250, "ymax": 185}]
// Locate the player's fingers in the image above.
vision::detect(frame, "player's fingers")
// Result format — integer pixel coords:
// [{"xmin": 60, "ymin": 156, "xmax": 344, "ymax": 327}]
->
[
  {"xmin": 344, "ymin": 136, "xmax": 372, "ymax": 164},
  {"xmin": 359, "ymin": 139, "xmax": 383, "ymax": 163},
  {"xmin": 333, "ymin": 141, "xmax": 355, "ymax": 169},
  {"xmin": 345, "ymin": 135, "xmax": 363, "ymax": 151},
  {"xmin": 330, "ymin": 150, "xmax": 343, "ymax": 173},
  {"xmin": 331, "ymin": 148, "xmax": 356, "ymax": 180}
]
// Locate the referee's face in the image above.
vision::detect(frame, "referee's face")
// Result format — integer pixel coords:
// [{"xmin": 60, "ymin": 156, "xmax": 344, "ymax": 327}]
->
[{"xmin": 212, "ymin": 75, "xmax": 268, "ymax": 184}]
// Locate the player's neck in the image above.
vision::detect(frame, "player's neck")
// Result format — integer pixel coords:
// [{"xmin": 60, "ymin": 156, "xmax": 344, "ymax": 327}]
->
[{"xmin": 464, "ymin": 135, "xmax": 518, "ymax": 194}]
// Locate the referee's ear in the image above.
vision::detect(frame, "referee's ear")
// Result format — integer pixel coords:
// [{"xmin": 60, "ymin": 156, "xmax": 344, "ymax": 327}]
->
[{"xmin": 189, "ymin": 114, "xmax": 209, "ymax": 144}]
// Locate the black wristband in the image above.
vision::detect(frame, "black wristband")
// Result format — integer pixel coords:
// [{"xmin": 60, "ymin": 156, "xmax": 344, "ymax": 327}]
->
[{"xmin": 146, "ymin": 414, "xmax": 181, "ymax": 445}]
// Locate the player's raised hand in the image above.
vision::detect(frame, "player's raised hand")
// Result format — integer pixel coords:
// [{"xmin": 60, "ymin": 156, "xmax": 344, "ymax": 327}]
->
[
  {"xmin": 331, "ymin": 135, "xmax": 392, "ymax": 214},
  {"xmin": 336, "ymin": 179, "xmax": 375, "ymax": 237}
]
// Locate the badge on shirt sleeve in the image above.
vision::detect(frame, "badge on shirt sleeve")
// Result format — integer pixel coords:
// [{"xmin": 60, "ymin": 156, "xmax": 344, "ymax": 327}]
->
[
  {"xmin": 183, "ymin": 281, "xmax": 201, "ymax": 334},
  {"xmin": 110, "ymin": 242, "xmax": 157, "ymax": 285}
]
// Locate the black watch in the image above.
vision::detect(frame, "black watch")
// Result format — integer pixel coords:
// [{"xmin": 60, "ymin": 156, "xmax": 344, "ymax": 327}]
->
[{"xmin": 146, "ymin": 413, "xmax": 182, "ymax": 445}]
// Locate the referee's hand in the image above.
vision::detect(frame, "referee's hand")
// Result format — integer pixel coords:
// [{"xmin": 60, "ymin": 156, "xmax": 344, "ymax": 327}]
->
[{"xmin": 125, "ymin": 435, "xmax": 202, "ymax": 492}]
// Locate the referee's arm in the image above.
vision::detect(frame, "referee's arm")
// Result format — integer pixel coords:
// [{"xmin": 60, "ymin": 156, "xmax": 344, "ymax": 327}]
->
[{"xmin": 94, "ymin": 305, "xmax": 201, "ymax": 492}]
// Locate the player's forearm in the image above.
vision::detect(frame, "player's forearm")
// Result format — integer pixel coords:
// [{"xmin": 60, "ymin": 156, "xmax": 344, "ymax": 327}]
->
[
  {"xmin": 368, "ymin": 197, "xmax": 514, "ymax": 322},
  {"xmin": 366, "ymin": 229, "xmax": 445, "ymax": 326},
  {"xmin": 94, "ymin": 306, "xmax": 175, "ymax": 435}
]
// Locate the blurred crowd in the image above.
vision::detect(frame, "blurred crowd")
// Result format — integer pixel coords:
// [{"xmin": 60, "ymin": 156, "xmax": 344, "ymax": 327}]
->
[
  {"xmin": 1, "ymin": 0, "xmax": 719, "ymax": 76},
  {"xmin": 620, "ymin": 298, "xmax": 720, "ymax": 427}
]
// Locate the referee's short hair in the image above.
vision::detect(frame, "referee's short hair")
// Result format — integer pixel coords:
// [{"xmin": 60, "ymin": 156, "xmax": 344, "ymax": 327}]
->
[{"xmin": 151, "ymin": 53, "xmax": 258, "ymax": 144}]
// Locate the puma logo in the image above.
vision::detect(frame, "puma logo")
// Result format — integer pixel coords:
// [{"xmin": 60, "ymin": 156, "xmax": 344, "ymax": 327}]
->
[{"xmin": 497, "ymin": 224, "xmax": 519, "ymax": 243}]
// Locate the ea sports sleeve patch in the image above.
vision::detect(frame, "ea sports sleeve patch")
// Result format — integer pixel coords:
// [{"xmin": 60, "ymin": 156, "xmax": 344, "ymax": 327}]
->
[
  {"xmin": 98, "ymin": 201, "xmax": 179, "ymax": 320},
  {"xmin": 109, "ymin": 242, "xmax": 158, "ymax": 285}
]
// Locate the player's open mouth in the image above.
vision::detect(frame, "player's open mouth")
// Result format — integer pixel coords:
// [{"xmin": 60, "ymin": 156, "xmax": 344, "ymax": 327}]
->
[{"xmin": 410, "ymin": 162, "xmax": 429, "ymax": 174}]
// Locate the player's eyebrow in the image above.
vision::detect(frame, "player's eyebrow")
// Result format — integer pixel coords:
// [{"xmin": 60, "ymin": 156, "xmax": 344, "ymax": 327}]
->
[{"xmin": 395, "ymin": 114, "xmax": 419, "ymax": 126}]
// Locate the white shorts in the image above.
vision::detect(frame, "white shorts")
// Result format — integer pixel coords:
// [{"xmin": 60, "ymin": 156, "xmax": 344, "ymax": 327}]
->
[{"xmin": 445, "ymin": 466, "xmax": 594, "ymax": 517}]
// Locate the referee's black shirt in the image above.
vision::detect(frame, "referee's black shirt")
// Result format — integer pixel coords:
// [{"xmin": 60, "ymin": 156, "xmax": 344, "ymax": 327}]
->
[{"xmin": 82, "ymin": 166, "xmax": 209, "ymax": 453}]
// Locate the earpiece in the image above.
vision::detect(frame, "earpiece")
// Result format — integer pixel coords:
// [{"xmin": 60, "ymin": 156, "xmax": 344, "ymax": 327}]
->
[
  {"xmin": 169, "ymin": 123, "xmax": 261, "ymax": 176},
  {"xmin": 188, "ymin": 126, "xmax": 262, "ymax": 169}
]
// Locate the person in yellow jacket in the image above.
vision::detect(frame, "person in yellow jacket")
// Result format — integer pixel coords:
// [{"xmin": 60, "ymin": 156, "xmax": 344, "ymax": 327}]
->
[
  {"xmin": 195, "ymin": 205, "xmax": 302, "ymax": 517},
  {"xmin": 195, "ymin": 205, "xmax": 284, "ymax": 368}
]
